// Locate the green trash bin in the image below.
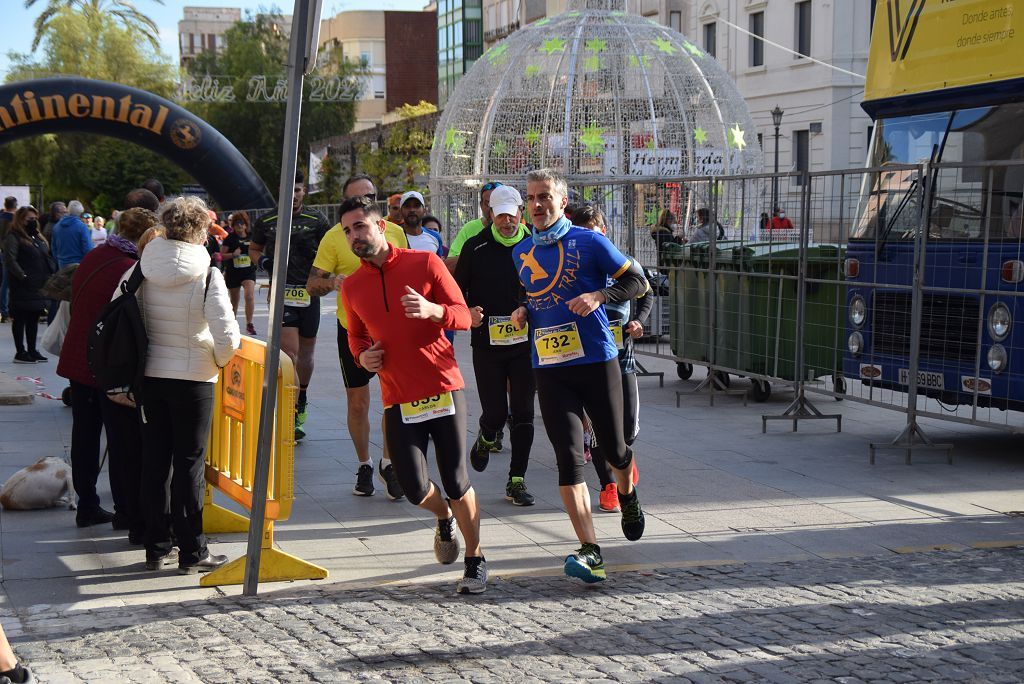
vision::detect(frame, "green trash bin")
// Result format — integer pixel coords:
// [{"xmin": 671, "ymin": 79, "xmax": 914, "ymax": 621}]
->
[
  {"xmin": 738, "ymin": 242, "xmax": 847, "ymax": 401},
  {"xmin": 665, "ymin": 240, "xmax": 740, "ymax": 380},
  {"xmin": 665, "ymin": 239, "xmax": 846, "ymax": 397}
]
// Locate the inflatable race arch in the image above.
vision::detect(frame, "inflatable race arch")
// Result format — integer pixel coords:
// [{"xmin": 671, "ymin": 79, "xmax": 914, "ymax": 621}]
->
[{"xmin": 0, "ymin": 77, "xmax": 274, "ymax": 210}]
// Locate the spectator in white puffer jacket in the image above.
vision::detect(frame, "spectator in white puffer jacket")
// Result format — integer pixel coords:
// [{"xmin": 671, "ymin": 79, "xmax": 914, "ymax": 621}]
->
[{"xmin": 119, "ymin": 195, "xmax": 240, "ymax": 575}]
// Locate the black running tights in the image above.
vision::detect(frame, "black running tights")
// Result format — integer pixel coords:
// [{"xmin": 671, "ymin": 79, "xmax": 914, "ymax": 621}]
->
[{"xmin": 534, "ymin": 359, "xmax": 634, "ymax": 486}]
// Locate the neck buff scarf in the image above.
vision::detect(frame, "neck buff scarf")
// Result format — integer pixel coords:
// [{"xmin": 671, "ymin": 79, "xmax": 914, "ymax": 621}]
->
[
  {"xmin": 491, "ymin": 223, "xmax": 527, "ymax": 247},
  {"xmin": 531, "ymin": 215, "xmax": 571, "ymax": 247},
  {"xmin": 106, "ymin": 233, "xmax": 139, "ymax": 257}
]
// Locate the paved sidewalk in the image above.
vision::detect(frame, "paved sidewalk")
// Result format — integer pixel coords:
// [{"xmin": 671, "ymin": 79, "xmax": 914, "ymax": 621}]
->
[{"xmin": 0, "ymin": 297, "xmax": 1023, "ymax": 681}]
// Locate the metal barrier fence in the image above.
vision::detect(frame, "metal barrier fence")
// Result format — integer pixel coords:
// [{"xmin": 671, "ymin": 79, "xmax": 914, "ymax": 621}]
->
[
  {"xmin": 217, "ymin": 163, "xmax": 1023, "ymax": 459},
  {"xmin": 201, "ymin": 336, "xmax": 328, "ymax": 587},
  {"xmin": 572, "ymin": 164, "xmax": 1023, "ymax": 458}
]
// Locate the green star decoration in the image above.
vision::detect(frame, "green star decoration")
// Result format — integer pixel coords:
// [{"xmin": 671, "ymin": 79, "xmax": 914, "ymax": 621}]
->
[
  {"xmin": 579, "ymin": 123, "xmax": 606, "ymax": 155},
  {"xmin": 652, "ymin": 38, "xmax": 676, "ymax": 55},
  {"xmin": 486, "ymin": 43, "xmax": 509, "ymax": 64},
  {"xmin": 525, "ymin": 64, "xmax": 542, "ymax": 78},
  {"xmin": 582, "ymin": 186, "xmax": 595, "ymax": 201},
  {"xmin": 628, "ymin": 54, "xmax": 651, "ymax": 68},
  {"xmin": 525, "ymin": 129, "xmax": 541, "ymax": 146},
  {"xmin": 728, "ymin": 124, "xmax": 747, "ymax": 150},
  {"xmin": 491, "ymin": 139, "xmax": 508, "ymax": 158},
  {"xmin": 585, "ymin": 38, "xmax": 607, "ymax": 53},
  {"xmin": 645, "ymin": 208, "xmax": 660, "ymax": 225},
  {"xmin": 682, "ymin": 40, "xmax": 703, "ymax": 57},
  {"xmin": 444, "ymin": 127, "xmax": 466, "ymax": 153},
  {"xmin": 539, "ymin": 38, "xmax": 567, "ymax": 55},
  {"xmin": 645, "ymin": 138, "xmax": 656, "ymax": 150},
  {"xmin": 694, "ymin": 127, "xmax": 708, "ymax": 144}
]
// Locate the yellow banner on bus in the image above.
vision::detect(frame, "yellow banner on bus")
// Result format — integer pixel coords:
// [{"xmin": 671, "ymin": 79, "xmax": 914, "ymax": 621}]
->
[{"xmin": 865, "ymin": 0, "xmax": 1022, "ymax": 103}]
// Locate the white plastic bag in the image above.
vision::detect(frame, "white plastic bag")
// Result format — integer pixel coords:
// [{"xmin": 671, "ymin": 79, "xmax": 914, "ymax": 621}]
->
[{"xmin": 41, "ymin": 301, "xmax": 70, "ymax": 356}]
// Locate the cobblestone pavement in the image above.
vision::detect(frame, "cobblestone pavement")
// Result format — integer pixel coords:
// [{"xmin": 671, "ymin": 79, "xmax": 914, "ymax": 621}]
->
[{"xmin": 12, "ymin": 547, "xmax": 1024, "ymax": 683}]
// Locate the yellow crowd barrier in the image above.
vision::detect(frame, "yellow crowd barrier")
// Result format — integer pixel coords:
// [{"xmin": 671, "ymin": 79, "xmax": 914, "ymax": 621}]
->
[{"xmin": 200, "ymin": 336, "xmax": 328, "ymax": 587}]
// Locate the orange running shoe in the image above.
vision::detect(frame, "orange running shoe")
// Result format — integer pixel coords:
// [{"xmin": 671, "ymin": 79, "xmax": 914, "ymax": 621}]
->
[{"xmin": 599, "ymin": 483, "xmax": 620, "ymax": 512}]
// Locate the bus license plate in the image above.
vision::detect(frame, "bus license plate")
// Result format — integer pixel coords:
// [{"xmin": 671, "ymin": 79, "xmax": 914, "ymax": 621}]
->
[{"xmin": 898, "ymin": 368, "xmax": 944, "ymax": 390}]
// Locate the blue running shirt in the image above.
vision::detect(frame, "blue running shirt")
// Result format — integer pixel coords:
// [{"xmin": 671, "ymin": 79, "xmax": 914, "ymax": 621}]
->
[{"xmin": 512, "ymin": 226, "xmax": 632, "ymax": 368}]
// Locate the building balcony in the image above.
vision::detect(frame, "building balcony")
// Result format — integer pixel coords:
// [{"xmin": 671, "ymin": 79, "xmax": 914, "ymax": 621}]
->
[{"xmin": 484, "ymin": 21, "xmax": 520, "ymax": 41}]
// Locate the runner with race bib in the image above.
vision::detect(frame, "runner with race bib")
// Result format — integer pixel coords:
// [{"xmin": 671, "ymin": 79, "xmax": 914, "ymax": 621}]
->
[
  {"xmin": 453, "ymin": 184, "xmax": 537, "ymax": 507},
  {"xmin": 249, "ymin": 170, "xmax": 330, "ymax": 441},
  {"xmin": 510, "ymin": 168, "xmax": 649, "ymax": 584},
  {"xmin": 339, "ymin": 195, "xmax": 488, "ymax": 595}
]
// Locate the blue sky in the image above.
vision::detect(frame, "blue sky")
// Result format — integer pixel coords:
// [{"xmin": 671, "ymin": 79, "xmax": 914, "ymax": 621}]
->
[{"xmin": 2, "ymin": 0, "xmax": 428, "ymax": 79}]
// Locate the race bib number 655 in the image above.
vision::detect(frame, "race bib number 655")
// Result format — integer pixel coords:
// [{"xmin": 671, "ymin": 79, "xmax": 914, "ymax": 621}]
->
[{"xmin": 399, "ymin": 392, "xmax": 456, "ymax": 424}]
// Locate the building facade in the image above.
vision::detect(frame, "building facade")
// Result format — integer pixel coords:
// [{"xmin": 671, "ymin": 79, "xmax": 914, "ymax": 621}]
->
[
  {"xmin": 437, "ymin": 0, "xmax": 484, "ymax": 107},
  {"xmin": 177, "ymin": 6, "xmax": 241, "ymax": 67},
  {"xmin": 321, "ymin": 9, "xmax": 439, "ymax": 132},
  {"xmin": 691, "ymin": 1, "xmax": 872, "ymax": 199}
]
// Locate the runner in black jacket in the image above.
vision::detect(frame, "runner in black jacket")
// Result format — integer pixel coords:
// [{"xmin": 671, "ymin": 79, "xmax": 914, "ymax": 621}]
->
[{"xmin": 453, "ymin": 185, "xmax": 536, "ymax": 506}]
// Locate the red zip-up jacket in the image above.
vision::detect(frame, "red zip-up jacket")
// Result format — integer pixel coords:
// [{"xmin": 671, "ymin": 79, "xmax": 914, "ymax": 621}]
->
[{"xmin": 341, "ymin": 247, "xmax": 472, "ymax": 406}]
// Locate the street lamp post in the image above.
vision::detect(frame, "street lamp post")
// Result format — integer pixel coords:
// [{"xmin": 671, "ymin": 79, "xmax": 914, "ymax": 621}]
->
[{"xmin": 771, "ymin": 105, "xmax": 784, "ymax": 217}]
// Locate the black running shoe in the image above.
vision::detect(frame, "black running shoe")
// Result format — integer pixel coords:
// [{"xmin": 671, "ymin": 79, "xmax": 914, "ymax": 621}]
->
[
  {"xmin": 469, "ymin": 435, "xmax": 491, "ymax": 472},
  {"xmin": 13, "ymin": 351, "xmax": 35, "ymax": 364},
  {"xmin": 378, "ymin": 461, "xmax": 405, "ymax": 501},
  {"xmin": 491, "ymin": 429, "xmax": 504, "ymax": 453},
  {"xmin": 29, "ymin": 350, "xmax": 47, "ymax": 362},
  {"xmin": 505, "ymin": 478, "xmax": 535, "ymax": 506},
  {"xmin": 620, "ymin": 490, "xmax": 646, "ymax": 541},
  {"xmin": 353, "ymin": 463, "xmax": 374, "ymax": 496}
]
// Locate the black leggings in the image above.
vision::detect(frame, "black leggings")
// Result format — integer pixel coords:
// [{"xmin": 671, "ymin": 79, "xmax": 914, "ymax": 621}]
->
[
  {"xmin": 139, "ymin": 377, "xmax": 214, "ymax": 564},
  {"xmin": 383, "ymin": 389, "xmax": 470, "ymax": 505},
  {"xmin": 472, "ymin": 347, "xmax": 535, "ymax": 478},
  {"xmin": 592, "ymin": 371, "xmax": 640, "ymax": 487},
  {"xmin": 535, "ymin": 359, "xmax": 634, "ymax": 486},
  {"xmin": 11, "ymin": 307, "xmax": 41, "ymax": 353}
]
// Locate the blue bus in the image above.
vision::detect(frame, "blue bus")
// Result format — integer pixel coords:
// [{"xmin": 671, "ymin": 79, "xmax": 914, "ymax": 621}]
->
[{"xmin": 842, "ymin": 2, "xmax": 1023, "ymax": 411}]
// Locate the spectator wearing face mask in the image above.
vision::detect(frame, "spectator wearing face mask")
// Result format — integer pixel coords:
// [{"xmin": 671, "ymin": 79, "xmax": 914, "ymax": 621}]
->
[
  {"xmin": 770, "ymin": 206, "xmax": 794, "ymax": 231},
  {"xmin": 3, "ymin": 206, "xmax": 55, "ymax": 363}
]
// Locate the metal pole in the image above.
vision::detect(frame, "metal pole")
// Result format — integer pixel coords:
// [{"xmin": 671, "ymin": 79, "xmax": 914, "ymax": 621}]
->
[
  {"xmin": 243, "ymin": 0, "xmax": 323, "ymax": 597},
  {"xmin": 772, "ymin": 125, "xmax": 780, "ymax": 212}
]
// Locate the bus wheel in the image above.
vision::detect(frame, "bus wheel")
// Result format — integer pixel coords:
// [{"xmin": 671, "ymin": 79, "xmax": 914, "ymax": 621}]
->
[
  {"xmin": 834, "ymin": 375, "xmax": 846, "ymax": 401},
  {"xmin": 676, "ymin": 362, "xmax": 693, "ymax": 380},
  {"xmin": 750, "ymin": 379, "xmax": 771, "ymax": 403}
]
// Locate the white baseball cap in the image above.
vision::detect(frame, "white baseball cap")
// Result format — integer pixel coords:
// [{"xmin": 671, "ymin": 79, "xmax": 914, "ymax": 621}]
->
[
  {"xmin": 489, "ymin": 185, "xmax": 523, "ymax": 217},
  {"xmin": 400, "ymin": 190, "xmax": 425, "ymax": 206}
]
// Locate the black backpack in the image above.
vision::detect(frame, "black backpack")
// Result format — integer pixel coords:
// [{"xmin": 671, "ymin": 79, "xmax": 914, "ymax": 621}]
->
[{"xmin": 87, "ymin": 263, "xmax": 148, "ymax": 401}]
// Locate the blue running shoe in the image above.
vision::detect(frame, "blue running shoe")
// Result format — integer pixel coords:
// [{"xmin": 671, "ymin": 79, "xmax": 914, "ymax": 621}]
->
[{"xmin": 564, "ymin": 543, "xmax": 606, "ymax": 583}]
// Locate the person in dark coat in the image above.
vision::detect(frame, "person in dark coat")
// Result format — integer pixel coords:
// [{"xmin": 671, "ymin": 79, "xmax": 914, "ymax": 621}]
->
[
  {"xmin": 57, "ymin": 208, "xmax": 159, "ymax": 533},
  {"xmin": 3, "ymin": 206, "xmax": 55, "ymax": 363}
]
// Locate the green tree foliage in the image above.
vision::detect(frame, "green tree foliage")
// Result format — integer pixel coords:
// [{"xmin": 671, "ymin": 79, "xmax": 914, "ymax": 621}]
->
[
  {"xmin": 357, "ymin": 101, "xmax": 438, "ymax": 193},
  {"xmin": 186, "ymin": 13, "xmax": 362, "ymax": 200},
  {"xmin": 2, "ymin": 5, "xmax": 184, "ymax": 212},
  {"xmin": 26, "ymin": 0, "xmax": 165, "ymax": 53}
]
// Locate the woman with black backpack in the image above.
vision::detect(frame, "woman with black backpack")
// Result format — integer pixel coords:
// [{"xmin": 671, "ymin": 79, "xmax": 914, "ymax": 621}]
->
[{"xmin": 3, "ymin": 205, "xmax": 55, "ymax": 364}]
